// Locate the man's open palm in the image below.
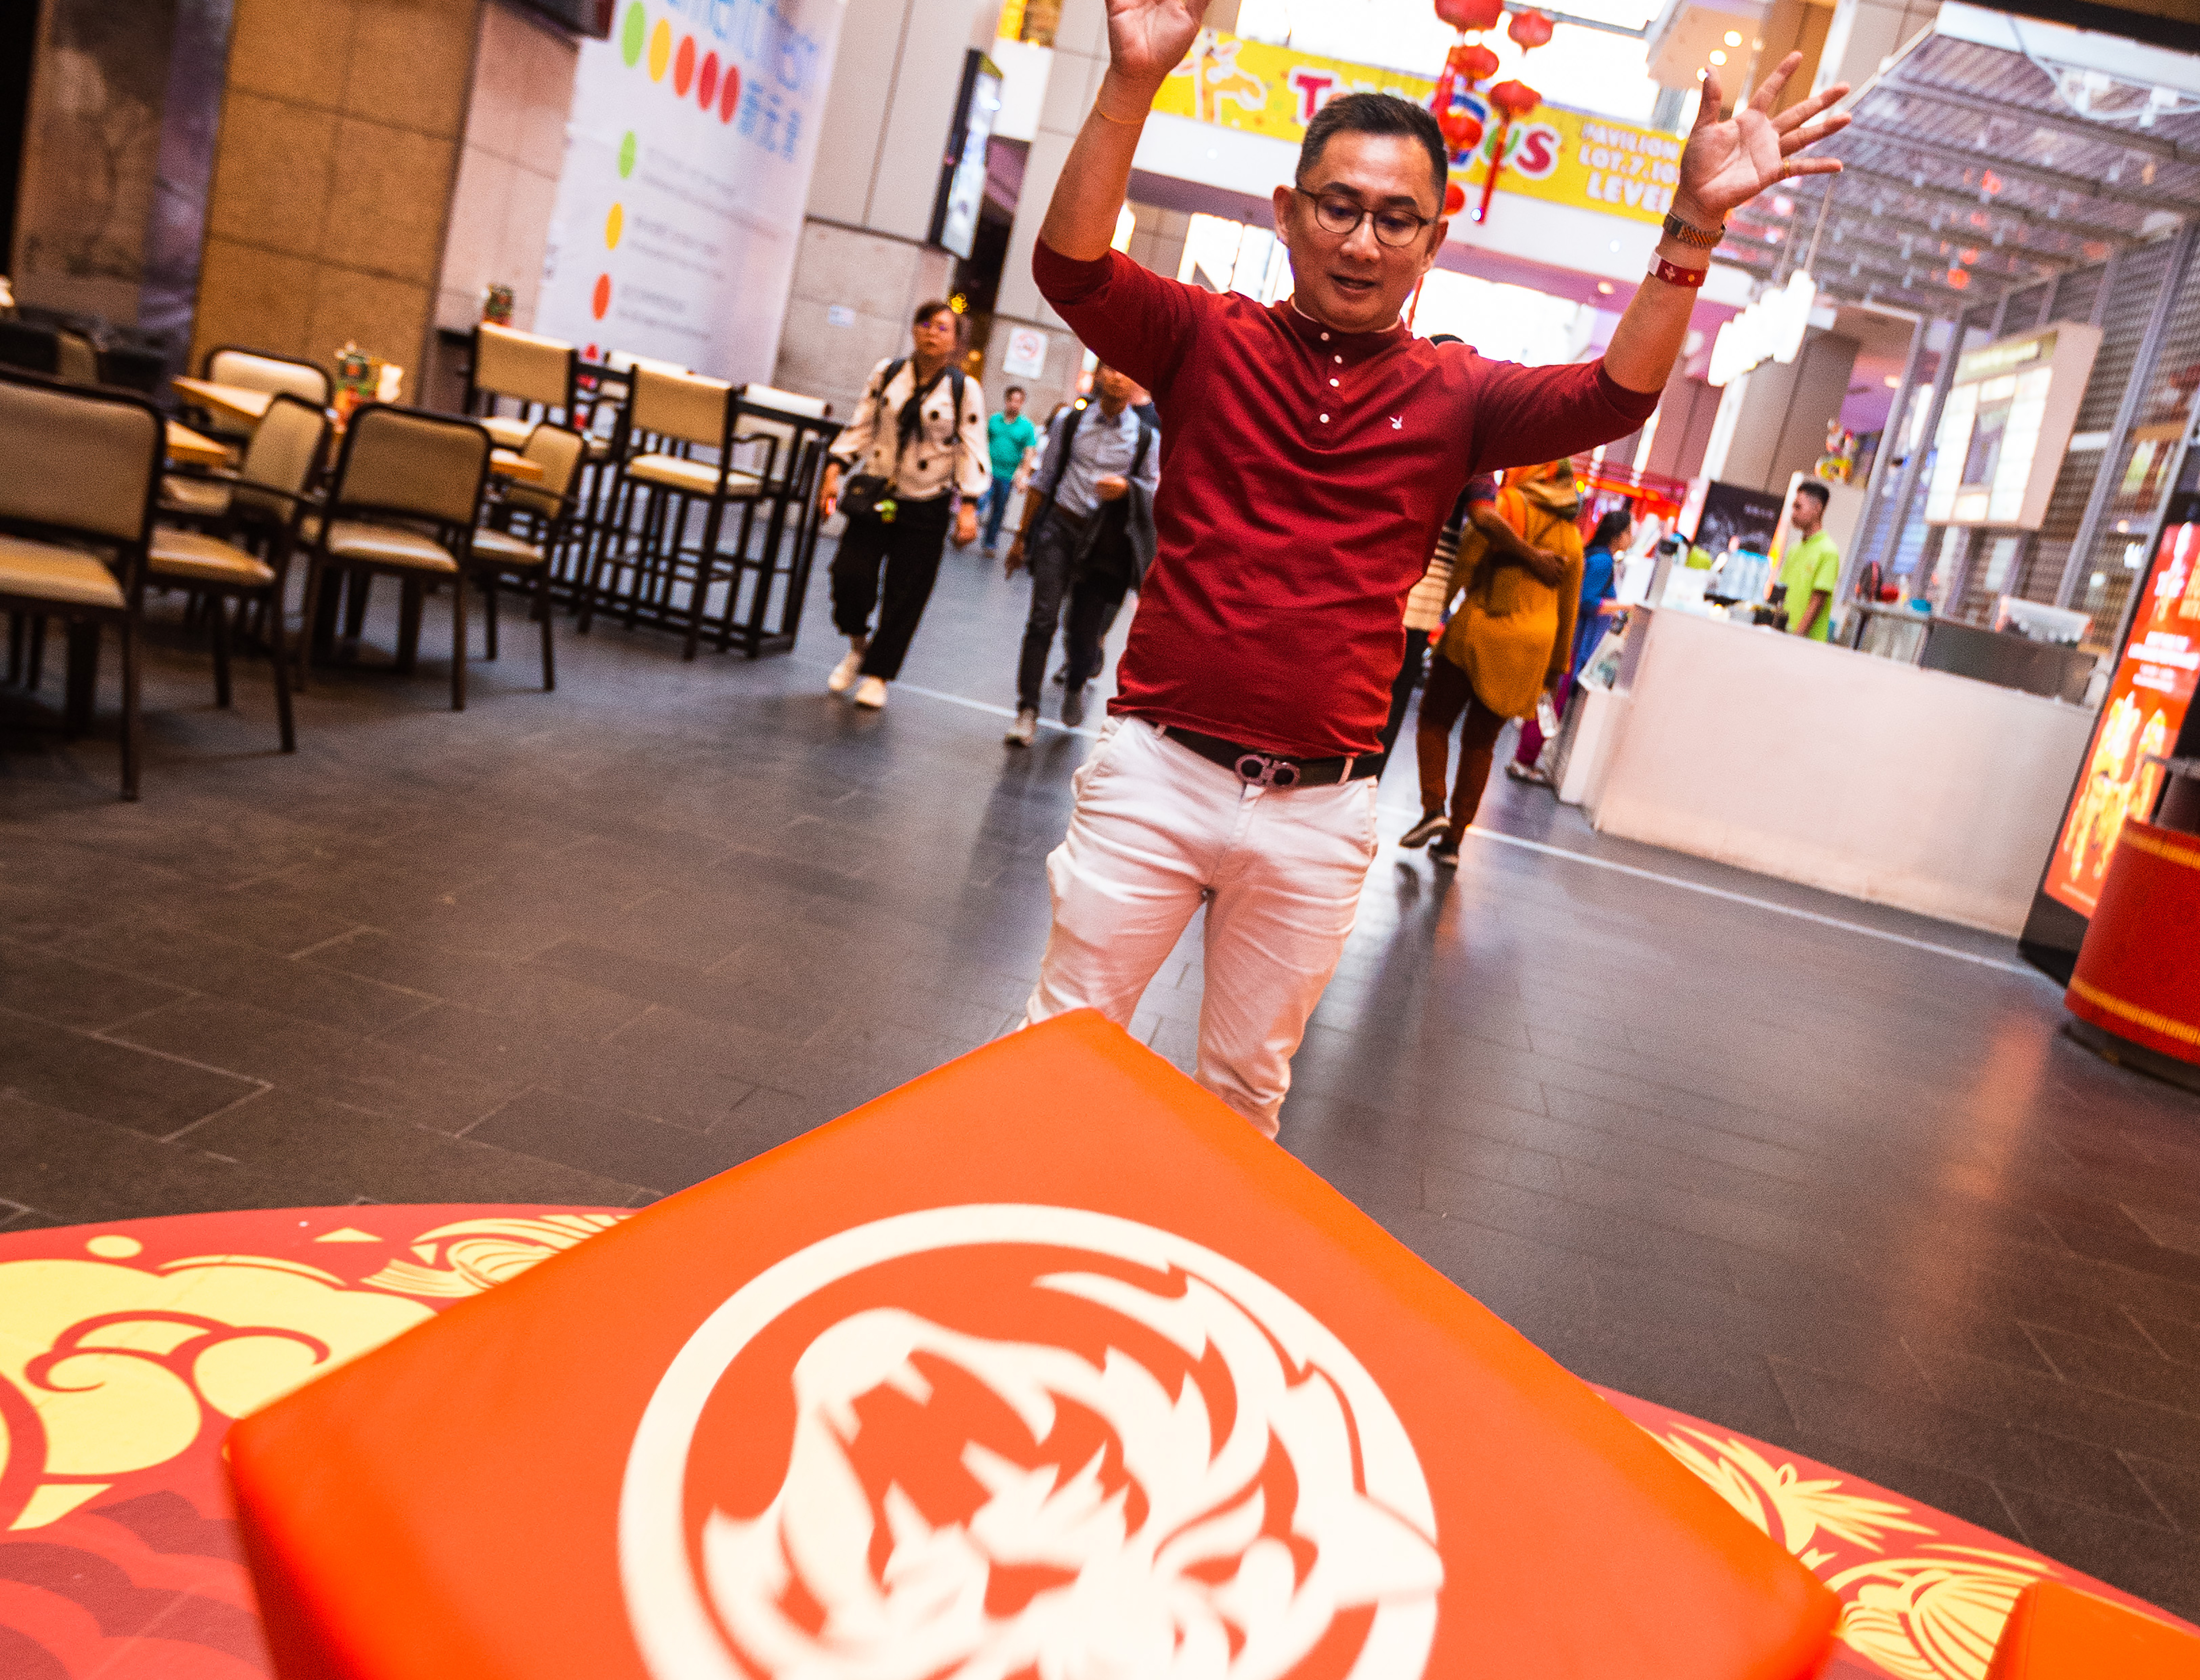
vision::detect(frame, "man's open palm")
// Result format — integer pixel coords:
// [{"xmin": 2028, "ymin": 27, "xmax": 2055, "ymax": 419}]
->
[
  {"xmin": 1679, "ymin": 51, "xmax": 1849, "ymax": 221},
  {"xmin": 1106, "ymin": 0, "xmax": 1207, "ymax": 91}
]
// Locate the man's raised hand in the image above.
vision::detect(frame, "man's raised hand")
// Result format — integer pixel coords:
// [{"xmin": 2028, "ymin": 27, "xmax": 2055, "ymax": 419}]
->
[
  {"xmin": 1675, "ymin": 51, "xmax": 1849, "ymax": 224},
  {"xmin": 1103, "ymin": 0, "xmax": 1210, "ymax": 97}
]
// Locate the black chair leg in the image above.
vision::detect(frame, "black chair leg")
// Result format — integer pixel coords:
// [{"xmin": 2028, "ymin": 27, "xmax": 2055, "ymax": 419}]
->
[
  {"xmin": 342, "ymin": 570, "xmax": 373, "ymax": 642},
  {"xmin": 537, "ymin": 563, "xmax": 555, "ymax": 691},
  {"xmin": 27, "ymin": 615, "xmax": 47, "ymax": 691},
  {"xmin": 451, "ymin": 570, "xmax": 467, "ymax": 712},
  {"xmin": 119, "ymin": 611, "xmax": 139, "ymax": 801},
  {"xmin": 485, "ymin": 574, "xmax": 499, "ymax": 660},
  {"xmin": 266, "ymin": 585, "xmax": 296, "ymax": 752},
  {"xmin": 210, "ymin": 593, "xmax": 233, "ymax": 708}
]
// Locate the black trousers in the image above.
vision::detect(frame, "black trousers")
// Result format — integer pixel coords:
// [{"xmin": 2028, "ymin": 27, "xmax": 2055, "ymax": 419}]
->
[
  {"xmin": 1016, "ymin": 511, "xmax": 1115, "ymax": 711},
  {"xmin": 830, "ymin": 496, "xmax": 953, "ymax": 681},
  {"xmin": 1374, "ymin": 627, "xmax": 1431, "ymax": 762}
]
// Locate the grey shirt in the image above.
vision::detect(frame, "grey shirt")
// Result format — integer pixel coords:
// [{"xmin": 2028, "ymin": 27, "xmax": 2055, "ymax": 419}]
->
[{"xmin": 1041, "ymin": 401, "xmax": 1158, "ymax": 519}]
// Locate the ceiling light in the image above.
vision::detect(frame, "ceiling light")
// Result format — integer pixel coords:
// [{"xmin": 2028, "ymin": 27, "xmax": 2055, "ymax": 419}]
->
[
  {"xmin": 1709, "ymin": 49, "xmax": 1726, "ymax": 64},
  {"xmin": 1884, "ymin": 375, "xmax": 1900, "ymax": 387},
  {"xmin": 1723, "ymin": 30, "xmax": 1742, "ymax": 45},
  {"xmin": 1597, "ymin": 281, "xmax": 1615, "ymax": 294}
]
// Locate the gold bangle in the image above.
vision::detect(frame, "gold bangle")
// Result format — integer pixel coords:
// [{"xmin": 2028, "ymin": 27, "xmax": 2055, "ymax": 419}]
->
[{"xmin": 1092, "ymin": 100, "xmax": 1147, "ymax": 127}]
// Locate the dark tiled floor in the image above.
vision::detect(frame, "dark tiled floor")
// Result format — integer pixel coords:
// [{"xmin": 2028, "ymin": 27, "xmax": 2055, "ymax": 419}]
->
[{"xmin": 5, "ymin": 540, "xmax": 2200, "ymax": 1616}]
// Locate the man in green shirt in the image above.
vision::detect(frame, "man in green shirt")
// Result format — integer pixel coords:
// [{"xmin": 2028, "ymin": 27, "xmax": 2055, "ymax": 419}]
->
[
  {"xmin": 1778, "ymin": 480, "xmax": 1839, "ymax": 640},
  {"xmin": 982, "ymin": 386, "xmax": 1039, "ymax": 555}
]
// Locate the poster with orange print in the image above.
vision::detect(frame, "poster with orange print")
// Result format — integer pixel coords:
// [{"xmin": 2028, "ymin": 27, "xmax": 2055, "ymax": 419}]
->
[
  {"xmin": 2047, "ymin": 493, "xmax": 2200, "ymax": 916},
  {"xmin": 1152, "ymin": 31, "xmax": 1685, "ymax": 225}
]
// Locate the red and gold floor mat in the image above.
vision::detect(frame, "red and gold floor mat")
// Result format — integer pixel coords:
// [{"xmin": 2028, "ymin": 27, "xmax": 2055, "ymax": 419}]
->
[{"xmin": 0, "ymin": 1206, "xmax": 2182, "ymax": 1680}]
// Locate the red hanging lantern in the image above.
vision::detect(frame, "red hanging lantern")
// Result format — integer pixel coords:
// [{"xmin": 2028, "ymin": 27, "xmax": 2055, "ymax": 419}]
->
[
  {"xmin": 1506, "ymin": 7, "xmax": 1553, "ymax": 47},
  {"xmin": 1489, "ymin": 78, "xmax": 1541, "ymax": 116},
  {"xmin": 1434, "ymin": 0, "xmax": 1504, "ymax": 31},
  {"xmin": 1450, "ymin": 41, "xmax": 1501, "ymax": 81},
  {"xmin": 1438, "ymin": 108, "xmax": 1485, "ymax": 153},
  {"xmin": 1445, "ymin": 180, "xmax": 1468, "ymax": 215}
]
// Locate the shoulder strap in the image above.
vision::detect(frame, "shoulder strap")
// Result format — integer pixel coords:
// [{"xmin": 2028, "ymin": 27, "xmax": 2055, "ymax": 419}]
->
[{"xmin": 1043, "ymin": 399, "xmax": 1089, "ymax": 502}]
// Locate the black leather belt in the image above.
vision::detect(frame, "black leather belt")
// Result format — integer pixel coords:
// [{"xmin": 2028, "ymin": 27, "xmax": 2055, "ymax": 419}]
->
[{"xmin": 1155, "ymin": 724, "xmax": 1380, "ymax": 789}]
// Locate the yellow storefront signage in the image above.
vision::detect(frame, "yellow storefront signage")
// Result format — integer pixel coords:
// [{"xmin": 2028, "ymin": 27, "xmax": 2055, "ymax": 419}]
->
[{"xmin": 1154, "ymin": 32, "xmax": 1682, "ymax": 225}]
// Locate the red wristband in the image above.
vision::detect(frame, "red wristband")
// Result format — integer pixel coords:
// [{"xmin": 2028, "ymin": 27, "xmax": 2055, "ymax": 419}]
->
[{"xmin": 1648, "ymin": 255, "xmax": 1708, "ymax": 288}]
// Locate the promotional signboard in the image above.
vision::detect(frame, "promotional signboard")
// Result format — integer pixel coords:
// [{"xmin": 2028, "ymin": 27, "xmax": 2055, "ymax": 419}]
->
[
  {"xmin": 537, "ymin": 0, "xmax": 846, "ymax": 383},
  {"xmin": 1152, "ymin": 31, "xmax": 1681, "ymax": 226},
  {"xmin": 1923, "ymin": 323, "xmax": 2101, "ymax": 532},
  {"xmin": 2044, "ymin": 490, "xmax": 2200, "ymax": 917}
]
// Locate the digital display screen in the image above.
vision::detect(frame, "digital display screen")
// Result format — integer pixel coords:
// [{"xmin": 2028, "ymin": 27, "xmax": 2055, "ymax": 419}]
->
[
  {"xmin": 932, "ymin": 54, "xmax": 1002, "ymax": 261},
  {"xmin": 2045, "ymin": 493, "xmax": 2200, "ymax": 916},
  {"xmin": 1925, "ymin": 328, "xmax": 2091, "ymax": 531}
]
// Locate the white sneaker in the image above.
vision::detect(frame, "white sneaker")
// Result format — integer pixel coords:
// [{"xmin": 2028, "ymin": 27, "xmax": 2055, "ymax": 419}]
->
[
  {"xmin": 827, "ymin": 650, "xmax": 862, "ymax": 694},
  {"xmin": 1004, "ymin": 707, "xmax": 1037, "ymax": 746},
  {"xmin": 852, "ymin": 675, "xmax": 888, "ymax": 709}
]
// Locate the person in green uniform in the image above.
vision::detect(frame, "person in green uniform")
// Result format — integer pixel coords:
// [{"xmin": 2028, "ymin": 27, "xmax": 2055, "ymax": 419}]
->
[
  {"xmin": 982, "ymin": 386, "xmax": 1039, "ymax": 555},
  {"xmin": 1778, "ymin": 480, "xmax": 1839, "ymax": 640}
]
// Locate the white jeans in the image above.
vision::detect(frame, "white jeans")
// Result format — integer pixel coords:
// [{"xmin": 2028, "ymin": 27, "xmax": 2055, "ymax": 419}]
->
[{"xmin": 1022, "ymin": 718, "xmax": 1380, "ymax": 1136}]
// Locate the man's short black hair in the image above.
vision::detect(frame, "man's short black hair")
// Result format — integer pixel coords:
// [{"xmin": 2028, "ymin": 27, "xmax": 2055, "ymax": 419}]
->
[
  {"xmin": 1005, "ymin": 385, "xmax": 1026, "ymax": 399},
  {"xmin": 1297, "ymin": 92, "xmax": 1449, "ymax": 208},
  {"xmin": 1793, "ymin": 480, "xmax": 1831, "ymax": 508}
]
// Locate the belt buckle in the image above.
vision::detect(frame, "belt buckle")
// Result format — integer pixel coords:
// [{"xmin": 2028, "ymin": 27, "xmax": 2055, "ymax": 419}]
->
[{"xmin": 1233, "ymin": 751, "xmax": 1300, "ymax": 789}]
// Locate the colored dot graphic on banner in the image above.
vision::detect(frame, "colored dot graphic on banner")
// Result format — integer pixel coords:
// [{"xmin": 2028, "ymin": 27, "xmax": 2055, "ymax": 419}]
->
[
  {"xmin": 648, "ymin": 18, "xmax": 670, "ymax": 79},
  {"xmin": 620, "ymin": 1, "xmax": 644, "ymax": 65},
  {"xmin": 605, "ymin": 203, "xmax": 623, "ymax": 249},
  {"xmin": 673, "ymin": 34, "xmax": 695, "ymax": 96},
  {"xmin": 593, "ymin": 273, "xmax": 611, "ymax": 320},
  {"xmin": 698, "ymin": 50, "xmax": 718, "ymax": 110},
  {"xmin": 618, "ymin": 129, "xmax": 636, "ymax": 177},
  {"xmin": 721, "ymin": 62, "xmax": 740, "ymax": 122}
]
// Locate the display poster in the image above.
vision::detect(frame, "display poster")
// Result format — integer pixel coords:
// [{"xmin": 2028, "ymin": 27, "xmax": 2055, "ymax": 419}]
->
[
  {"xmin": 1152, "ymin": 31, "xmax": 1682, "ymax": 225},
  {"xmin": 2045, "ymin": 492, "xmax": 2200, "ymax": 916},
  {"xmin": 537, "ymin": 0, "xmax": 846, "ymax": 382},
  {"xmin": 1923, "ymin": 324, "xmax": 2100, "ymax": 532}
]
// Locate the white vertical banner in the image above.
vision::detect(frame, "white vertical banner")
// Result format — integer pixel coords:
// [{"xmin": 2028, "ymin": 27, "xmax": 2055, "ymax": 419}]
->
[{"xmin": 538, "ymin": 0, "xmax": 847, "ymax": 382}]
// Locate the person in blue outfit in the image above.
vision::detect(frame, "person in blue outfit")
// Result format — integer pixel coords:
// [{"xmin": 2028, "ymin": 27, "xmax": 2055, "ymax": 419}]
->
[{"xmin": 1508, "ymin": 506, "xmax": 1630, "ymax": 784}]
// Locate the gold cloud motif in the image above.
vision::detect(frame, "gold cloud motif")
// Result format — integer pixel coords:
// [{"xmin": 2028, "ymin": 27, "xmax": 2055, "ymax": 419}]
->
[{"xmin": 1830, "ymin": 1546, "xmax": 2055, "ymax": 1680}]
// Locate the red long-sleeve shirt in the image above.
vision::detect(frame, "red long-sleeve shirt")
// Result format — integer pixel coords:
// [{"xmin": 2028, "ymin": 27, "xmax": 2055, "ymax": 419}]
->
[{"xmin": 1034, "ymin": 242, "xmax": 1661, "ymax": 758}]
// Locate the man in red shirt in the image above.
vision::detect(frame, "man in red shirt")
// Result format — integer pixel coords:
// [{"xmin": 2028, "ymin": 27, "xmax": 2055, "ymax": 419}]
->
[{"xmin": 1020, "ymin": 0, "xmax": 1847, "ymax": 1135}]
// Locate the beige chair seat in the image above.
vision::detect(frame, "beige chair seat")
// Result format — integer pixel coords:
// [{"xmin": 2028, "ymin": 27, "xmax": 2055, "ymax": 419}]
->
[
  {"xmin": 324, "ymin": 519, "xmax": 457, "ymax": 572},
  {"xmin": 626, "ymin": 453, "xmax": 761, "ymax": 498},
  {"xmin": 161, "ymin": 474, "xmax": 236, "ymax": 518},
  {"xmin": 481, "ymin": 416, "xmax": 535, "ymax": 450},
  {"xmin": 471, "ymin": 527, "xmax": 545, "ymax": 567},
  {"xmin": 150, "ymin": 528, "xmax": 276, "ymax": 588},
  {"xmin": 584, "ymin": 434, "xmax": 613, "ymax": 462},
  {"xmin": 0, "ymin": 533, "xmax": 125, "ymax": 608}
]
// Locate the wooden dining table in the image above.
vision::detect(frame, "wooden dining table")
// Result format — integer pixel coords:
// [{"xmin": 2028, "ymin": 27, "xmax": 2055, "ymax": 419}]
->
[{"xmin": 169, "ymin": 376, "xmax": 541, "ymax": 480}]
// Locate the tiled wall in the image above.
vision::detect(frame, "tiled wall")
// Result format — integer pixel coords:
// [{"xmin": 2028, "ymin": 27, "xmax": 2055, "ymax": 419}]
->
[
  {"xmin": 437, "ymin": 0, "xmax": 575, "ymax": 337},
  {"xmin": 771, "ymin": 220, "xmax": 956, "ymax": 422},
  {"xmin": 190, "ymin": 0, "xmax": 483, "ymax": 390}
]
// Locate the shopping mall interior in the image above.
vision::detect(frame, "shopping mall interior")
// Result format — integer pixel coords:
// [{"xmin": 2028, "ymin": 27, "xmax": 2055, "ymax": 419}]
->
[{"xmin": 3, "ymin": 0, "xmax": 2200, "ymax": 1674}]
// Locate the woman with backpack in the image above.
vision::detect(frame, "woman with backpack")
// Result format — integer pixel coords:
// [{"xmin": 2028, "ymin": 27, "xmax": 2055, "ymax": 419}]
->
[{"xmin": 818, "ymin": 300, "xmax": 989, "ymax": 709}]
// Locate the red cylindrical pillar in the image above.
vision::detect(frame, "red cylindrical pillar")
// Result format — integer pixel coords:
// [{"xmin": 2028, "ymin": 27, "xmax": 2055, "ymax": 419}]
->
[{"xmin": 2066, "ymin": 819, "xmax": 2200, "ymax": 1064}]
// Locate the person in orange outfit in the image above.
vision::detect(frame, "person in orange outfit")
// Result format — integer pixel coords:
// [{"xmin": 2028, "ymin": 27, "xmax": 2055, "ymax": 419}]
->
[{"xmin": 1404, "ymin": 460, "xmax": 1584, "ymax": 865}]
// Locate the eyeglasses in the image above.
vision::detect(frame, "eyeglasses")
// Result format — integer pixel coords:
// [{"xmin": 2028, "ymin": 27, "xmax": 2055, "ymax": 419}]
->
[{"xmin": 1295, "ymin": 188, "xmax": 1438, "ymax": 249}]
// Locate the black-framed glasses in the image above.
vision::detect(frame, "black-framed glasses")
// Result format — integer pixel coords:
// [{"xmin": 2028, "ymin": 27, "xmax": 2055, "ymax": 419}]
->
[{"xmin": 1294, "ymin": 187, "xmax": 1437, "ymax": 248}]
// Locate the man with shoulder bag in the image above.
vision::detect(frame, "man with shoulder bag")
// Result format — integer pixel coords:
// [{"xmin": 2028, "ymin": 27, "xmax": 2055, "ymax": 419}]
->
[{"xmin": 1003, "ymin": 362, "xmax": 1159, "ymax": 744}]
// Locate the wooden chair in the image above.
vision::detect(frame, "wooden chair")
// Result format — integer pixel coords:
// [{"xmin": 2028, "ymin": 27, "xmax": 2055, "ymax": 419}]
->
[
  {"xmin": 469, "ymin": 421, "xmax": 585, "ymax": 692},
  {"xmin": 467, "ymin": 322, "xmax": 578, "ymax": 452},
  {"xmin": 183, "ymin": 345, "xmax": 332, "ymax": 453},
  {"xmin": 295, "ymin": 404, "xmax": 491, "ymax": 712},
  {"xmin": 147, "ymin": 392, "xmax": 329, "ymax": 751},
  {"xmin": 0, "ymin": 369, "xmax": 161, "ymax": 798},
  {"xmin": 579, "ymin": 365, "xmax": 765, "ymax": 659}
]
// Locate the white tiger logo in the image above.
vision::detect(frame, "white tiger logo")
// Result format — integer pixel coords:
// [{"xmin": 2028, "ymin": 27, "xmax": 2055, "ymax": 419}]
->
[{"xmin": 621, "ymin": 1207, "xmax": 1443, "ymax": 1680}]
